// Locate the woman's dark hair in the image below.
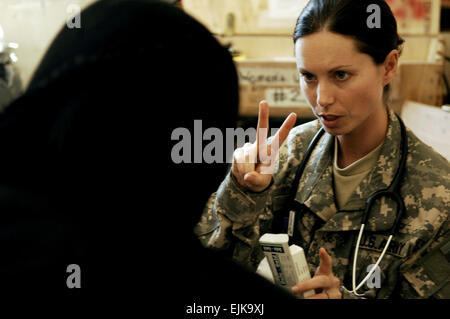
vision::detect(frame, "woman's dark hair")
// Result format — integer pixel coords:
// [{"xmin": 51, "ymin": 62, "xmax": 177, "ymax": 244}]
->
[{"xmin": 293, "ymin": 0, "xmax": 404, "ymax": 100}]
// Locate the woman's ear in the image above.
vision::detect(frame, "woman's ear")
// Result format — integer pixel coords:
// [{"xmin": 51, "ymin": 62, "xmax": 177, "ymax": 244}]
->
[{"xmin": 383, "ymin": 49, "xmax": 399, "ymax": 86}]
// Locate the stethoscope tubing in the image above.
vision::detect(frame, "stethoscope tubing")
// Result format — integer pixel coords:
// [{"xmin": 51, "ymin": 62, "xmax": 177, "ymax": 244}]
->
[{"xmin": 349, "ymin": 223, "xmax": 394, "ymax": 296}]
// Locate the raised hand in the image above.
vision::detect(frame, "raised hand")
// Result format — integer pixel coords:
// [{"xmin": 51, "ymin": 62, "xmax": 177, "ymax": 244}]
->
[{"xmin": 232, "ymin": 101, "xmax": 297, "ymax": 192}]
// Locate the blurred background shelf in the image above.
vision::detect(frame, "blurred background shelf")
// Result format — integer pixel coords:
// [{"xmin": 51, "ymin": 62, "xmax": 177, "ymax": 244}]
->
[{"xmin": 184, "ymin": 0, "xmax": 447, "ymax": 123}]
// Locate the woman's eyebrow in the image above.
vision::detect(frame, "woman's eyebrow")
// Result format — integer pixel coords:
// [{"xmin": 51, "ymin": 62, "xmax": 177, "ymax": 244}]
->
[
  {"xmin": 328, "ymin": 64, "xmax": 353, "ymax": 71},
  {"xmin": 298, "ymin": 65, "xmax": 353, "ymax": 74},
  {"xmin": 298, "ymin": 68, "xmax": 313, "ymax": 74}
]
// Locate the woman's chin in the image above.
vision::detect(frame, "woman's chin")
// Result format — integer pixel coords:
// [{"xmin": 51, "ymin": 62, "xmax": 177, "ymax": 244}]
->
[{"xmin": 321, "ymin": 125, "xmax": 346, "ymax": 136}]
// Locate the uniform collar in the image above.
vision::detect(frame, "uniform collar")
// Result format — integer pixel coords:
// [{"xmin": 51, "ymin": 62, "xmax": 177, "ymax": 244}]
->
[{"xmin": 295, "ymin": 109, "xmax": 403, "ymax": 232}]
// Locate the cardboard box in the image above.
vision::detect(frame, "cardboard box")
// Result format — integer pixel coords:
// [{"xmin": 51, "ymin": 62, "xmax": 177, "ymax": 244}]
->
[{"xmin": 235, "ymin": 59, "xmax": 314, "ymax": 118}]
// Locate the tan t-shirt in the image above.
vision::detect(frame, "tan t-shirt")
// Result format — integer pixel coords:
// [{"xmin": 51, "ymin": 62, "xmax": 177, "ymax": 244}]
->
[{"xmin": 333, "ymin": 137, "xmax": 384, "ymax": 209}]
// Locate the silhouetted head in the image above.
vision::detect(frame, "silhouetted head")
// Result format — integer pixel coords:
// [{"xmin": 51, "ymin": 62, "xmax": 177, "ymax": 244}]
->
[
  {"xmin": 0, "ymin": 0, "xmax": 239, "ymax": 288},
  {"xmin": 25, "ymin": 0, "xmax": 238, "ymax": 233}
]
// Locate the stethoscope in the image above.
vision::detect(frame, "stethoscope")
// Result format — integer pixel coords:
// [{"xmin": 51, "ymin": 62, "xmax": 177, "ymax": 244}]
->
[{"xmin": 283, "ymin": 113, "xmax": 408, "ymax": 297}]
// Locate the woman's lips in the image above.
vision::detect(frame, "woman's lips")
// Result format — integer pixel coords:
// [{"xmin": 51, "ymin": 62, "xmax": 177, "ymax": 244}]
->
[{"xmin": 319, "ymin": 114, "xmax": 342, "ymax": 127}]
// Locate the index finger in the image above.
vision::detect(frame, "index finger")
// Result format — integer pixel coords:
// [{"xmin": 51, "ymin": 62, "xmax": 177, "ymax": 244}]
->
[
  {"xmin": 316, "ymin": 247, "xmax": 333, "ymax": 276},
  {"xmin": 256, "ymin": 101, "xmax": 269, "ymax": 161}
]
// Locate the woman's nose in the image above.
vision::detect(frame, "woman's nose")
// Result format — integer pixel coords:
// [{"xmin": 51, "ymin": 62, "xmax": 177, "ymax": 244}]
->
[{"xmin": 316, "ymin": 82, "xmax": 335, "ymax": 109}]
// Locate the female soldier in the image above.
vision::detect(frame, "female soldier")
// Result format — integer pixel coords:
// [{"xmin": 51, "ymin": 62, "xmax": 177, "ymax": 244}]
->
[{"xmin": 196, "ymin": 0, "xmax": 449, "ymax": 299}]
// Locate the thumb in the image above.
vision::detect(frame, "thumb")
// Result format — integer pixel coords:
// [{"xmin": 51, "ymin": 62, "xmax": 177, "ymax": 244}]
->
[
  {"xmin": 316, "ymin": 247, "xmax": 333, "ymax": 276},
  {"xmin": 244, "ymin": 172, "xmax": 269, "ymax": 190},
  {"xmin": 244, "ymin": 171, "xmax": 262, "ymax": 185}
]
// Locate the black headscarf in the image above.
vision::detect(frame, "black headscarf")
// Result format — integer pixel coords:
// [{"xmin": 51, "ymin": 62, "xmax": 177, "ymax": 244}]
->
[
  {"xmin": 2, "ymin": 0, "xmax": 238, "ymax": 226},
  {"xmin": 0, "ymin": 0, "xmax": 294, "ymax": 305}
]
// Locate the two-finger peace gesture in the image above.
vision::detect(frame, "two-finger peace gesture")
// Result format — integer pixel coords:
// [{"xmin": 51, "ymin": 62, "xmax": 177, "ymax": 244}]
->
[{"xmin": 232, "ymin": 101, "xmax": 297, "ymax": 192}]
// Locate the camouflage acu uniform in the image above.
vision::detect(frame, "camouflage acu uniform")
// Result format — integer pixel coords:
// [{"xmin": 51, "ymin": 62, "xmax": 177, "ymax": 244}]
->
[{"xmin": 195, "ymin": 109, "xmax": 450, "ymax": 299}]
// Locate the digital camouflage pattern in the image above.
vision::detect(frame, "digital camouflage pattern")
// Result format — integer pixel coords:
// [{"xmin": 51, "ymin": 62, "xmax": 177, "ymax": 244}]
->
[{"xmin": 195, "ymin": 109, "xmax": 450, "ymax": 299}]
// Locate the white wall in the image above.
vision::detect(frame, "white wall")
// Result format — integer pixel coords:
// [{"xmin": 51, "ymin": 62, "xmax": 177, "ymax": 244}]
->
[{"xmin": 0, "ymin": 0, "xmax": 97, "ymax": 89}]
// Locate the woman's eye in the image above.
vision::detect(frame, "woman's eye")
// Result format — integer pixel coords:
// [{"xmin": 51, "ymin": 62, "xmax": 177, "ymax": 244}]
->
[
  {"xmin": 301, "ymin": 73, "xmax": 316, "ymax": 82},
  {"xmin": 335, "ymin": 71, "xmax": 349, "ymax": 81}
]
